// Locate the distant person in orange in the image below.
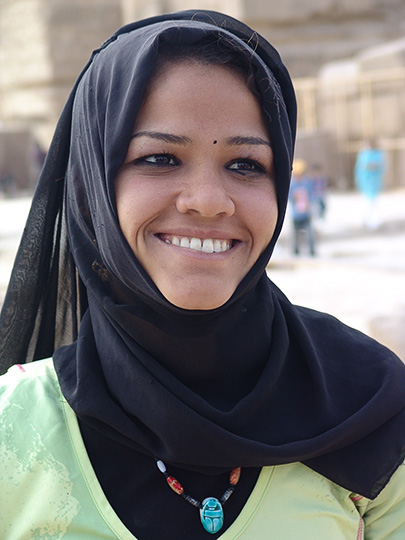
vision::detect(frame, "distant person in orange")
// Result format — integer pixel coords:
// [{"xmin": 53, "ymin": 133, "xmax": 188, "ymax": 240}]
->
[
  {"xmin": 288, "ymin": 159, "xmax": 316, "ymax": 256},
  {"xmin": 309, "ymin": 162, "xmax": 328, "ymax": 219}
]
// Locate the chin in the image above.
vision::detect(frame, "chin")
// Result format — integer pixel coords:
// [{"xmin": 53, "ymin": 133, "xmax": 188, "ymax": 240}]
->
[{"xmin": 164, "ymin": 290, "xmax": 232, "ymax": 311}]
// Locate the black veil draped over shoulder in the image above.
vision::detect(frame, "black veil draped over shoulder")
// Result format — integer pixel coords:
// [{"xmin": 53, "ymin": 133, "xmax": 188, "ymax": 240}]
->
[{"xmin": 1, "ymin": 10, "xmax": 405, "ymax": 502}]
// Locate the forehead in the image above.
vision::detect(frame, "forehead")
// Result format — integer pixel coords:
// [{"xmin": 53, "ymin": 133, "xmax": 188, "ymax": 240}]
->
[
  {"xmin": 143, "ymin": 55, "xmax": 259, "ymax": 104},
  {"xmin": 152, "ymin": 58, "xmax": 244, "ymax": 88},
  {"xmin": 137, "ymin": 60, "xmax": 265, "ymax": 126}
]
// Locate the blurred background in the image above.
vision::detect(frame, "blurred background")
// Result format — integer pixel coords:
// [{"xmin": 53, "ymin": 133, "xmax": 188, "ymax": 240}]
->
[{"xmin": 0, "ymin": 0, "xmax": 404, "ymax": 358}]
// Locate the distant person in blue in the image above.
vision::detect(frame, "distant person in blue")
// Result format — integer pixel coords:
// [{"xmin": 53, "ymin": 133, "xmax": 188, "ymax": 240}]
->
[
  {"xmin": 309, "ymin": 163, "xmax": 328, "ymax": 219},
  {"xmin": 354, "ymin": 139, "xmax": 386, "ymax": 229},
  {"xmin": 289, "ymin": 159, "xmax": 316, "ymax": 256}
]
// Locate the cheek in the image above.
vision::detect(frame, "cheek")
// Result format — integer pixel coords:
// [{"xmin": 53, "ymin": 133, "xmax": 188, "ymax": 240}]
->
[
  {"xmin": 115, "ymin": 180, "xmax": 143, "ymax": 244},
  {"xmin": 115, "ymin": 176, "xmax": 170, "ymax": 251},
  {"xmin": 245, "ymin": 188, "xmax": 278, "ymax": 251}
]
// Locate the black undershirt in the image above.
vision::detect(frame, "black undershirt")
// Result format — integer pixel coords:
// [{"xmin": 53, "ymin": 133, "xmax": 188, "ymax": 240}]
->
[{"xmin": 79, "ymin": 421, "xmax": 261, "ymax": 540}]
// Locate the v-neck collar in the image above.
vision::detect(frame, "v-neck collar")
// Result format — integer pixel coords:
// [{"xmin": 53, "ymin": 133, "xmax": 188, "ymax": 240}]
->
[{"xmin": 59, "ymin": 379, "xmax": 275, "ymax": 539}]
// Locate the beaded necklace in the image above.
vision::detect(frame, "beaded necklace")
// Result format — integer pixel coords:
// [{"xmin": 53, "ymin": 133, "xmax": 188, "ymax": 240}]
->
[{"xmin": 156, "ymin": 459, "xmax": 241, "ymax": 534}]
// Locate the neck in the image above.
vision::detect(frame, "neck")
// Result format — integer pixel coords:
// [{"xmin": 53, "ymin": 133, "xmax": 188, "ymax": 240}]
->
[{"xmin": 93, "ymin": 274, "xmax": 274, "ymax": 409}]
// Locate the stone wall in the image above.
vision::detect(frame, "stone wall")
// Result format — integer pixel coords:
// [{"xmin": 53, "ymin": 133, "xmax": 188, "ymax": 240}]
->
[
  {"xmin": 0, "ymin": 0, "xmax": 122, "ymax": 146},
  {"xmin": 246, "ymin": 0, "xmax": 405, "ymax": 77},
  {"xmin": 1, "ymin": 0, "xmax": 405, "ymax": 189},
  {"xmin": 296, "ymin": 39, "xmax": 405, "ymax": 189},
  {"xmin": 121, "ymin": 0, "xmax": 405, "ymax": 77}
]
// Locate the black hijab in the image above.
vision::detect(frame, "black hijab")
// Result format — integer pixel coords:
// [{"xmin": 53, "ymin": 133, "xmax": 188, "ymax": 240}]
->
[{"xmin": 1, "ymin": 10, "xmax": 404, "ymax": 501}]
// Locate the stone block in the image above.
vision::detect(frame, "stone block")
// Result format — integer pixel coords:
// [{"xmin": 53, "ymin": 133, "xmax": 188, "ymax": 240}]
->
[
  {"xmin": 242, "ymin": 0, "xmax": 375, "ymax": 23},
  {"xmin": 294, "ymin": 130, "xmax": 340, "ymax": 187},
  {"xmin": 46, "ymin": 0, "xmax": 122, "ymax": 83},
  {"xmin": 357, "ymin": 38, "xmax": 405, "ymax": 71},
  {"xmin": 0, "ymin": 130, "xmax": 36, "ymax": 191}
]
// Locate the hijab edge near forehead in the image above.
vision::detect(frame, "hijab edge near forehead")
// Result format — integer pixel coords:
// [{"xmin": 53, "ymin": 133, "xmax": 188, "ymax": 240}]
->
[
  {"xmin": 67, "ymin": 19, "xmax": 296, "ymax": 307},
  {"xmin": 90, "ymin": 19, "xmax": 294, "ymax": 203}
]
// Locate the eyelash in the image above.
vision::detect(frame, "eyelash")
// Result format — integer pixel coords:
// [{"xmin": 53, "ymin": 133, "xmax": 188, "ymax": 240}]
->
[
  {"xmin": 227, "ymin": 159, "xmax": 266, "ymax": 175},
  {"xmin": 132, "ymin": 153, "xmax": 179, "ymax": 167},
  {"xmin": 131, "ymin": 153, "xmax": 268, "ymax": 175}
]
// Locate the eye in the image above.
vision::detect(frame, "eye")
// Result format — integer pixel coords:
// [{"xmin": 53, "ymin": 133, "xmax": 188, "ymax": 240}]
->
[
  {"xmin": 134, "ymin": 154, "xmax": 179, "ymax": 167},
  {"xmin": 227, "ymin": 159, "xmax": 266, "ymax": 175}
]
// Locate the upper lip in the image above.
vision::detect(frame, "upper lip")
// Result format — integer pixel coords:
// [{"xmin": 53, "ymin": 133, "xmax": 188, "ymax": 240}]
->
[{"xmin": 154, "ymin": 228, "xmax": 239, "ymax": 242}]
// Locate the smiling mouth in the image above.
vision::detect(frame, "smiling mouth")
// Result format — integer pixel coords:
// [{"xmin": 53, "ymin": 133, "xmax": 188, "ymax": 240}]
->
[{"xmin": 159, "ymin": 234, "xmax": 234, "ymax": 253}]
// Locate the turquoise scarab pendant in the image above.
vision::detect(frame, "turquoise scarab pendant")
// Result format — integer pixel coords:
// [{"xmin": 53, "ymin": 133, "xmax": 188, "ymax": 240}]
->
[{"xmin": 200, "ymin": 497, "xmax": 224, "ymax": 534}]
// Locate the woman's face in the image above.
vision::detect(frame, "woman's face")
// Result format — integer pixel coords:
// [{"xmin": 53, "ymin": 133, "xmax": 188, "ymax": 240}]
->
[{"xmin": 115, "ymin": 61, "xmax": 278, "ymax": 310}]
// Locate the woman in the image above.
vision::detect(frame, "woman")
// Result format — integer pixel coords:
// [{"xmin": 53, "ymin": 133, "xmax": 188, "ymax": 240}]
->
[{"xmin": 1, "ymin": 10, "xmax": 404, "ymax": 539}]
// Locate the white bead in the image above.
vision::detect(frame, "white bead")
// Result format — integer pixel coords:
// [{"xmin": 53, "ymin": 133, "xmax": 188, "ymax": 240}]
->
[{"xmin": 156, "ymin": 460, "xmax": 166, "ymax": 473}]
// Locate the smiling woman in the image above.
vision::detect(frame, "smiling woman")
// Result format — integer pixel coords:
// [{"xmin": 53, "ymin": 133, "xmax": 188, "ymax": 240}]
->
[
  {"xmin": 0, "ymin": 9, "xmax": 404, "ymax": 540},
  {"xmin": 115, "ymin": 60, "xmax": 277, "ymax": 310}
]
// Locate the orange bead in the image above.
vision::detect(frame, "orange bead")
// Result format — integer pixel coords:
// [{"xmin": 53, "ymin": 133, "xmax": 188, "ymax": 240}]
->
[
  {"xmin": 230, "ymin": 467, "xmax": 241, "ymax": 486},
  {"xmin": 167, "ymin": 476, "xmax": 184, "ymax": 495}
]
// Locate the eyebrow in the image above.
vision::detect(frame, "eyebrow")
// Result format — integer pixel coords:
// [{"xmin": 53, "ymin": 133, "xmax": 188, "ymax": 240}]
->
[
  {"xmin": 131, "ymin": 131, "xmax": 271, "ymax": 148},
  {"xmin": 131, "ymin": 131, "xmax": 191, "ymax": 145},
  {"xmin": 225, "ymin": 136, "xmax": 271, "ymax": 148}
]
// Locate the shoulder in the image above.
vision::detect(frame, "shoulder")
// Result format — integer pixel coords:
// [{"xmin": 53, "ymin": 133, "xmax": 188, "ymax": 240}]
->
[
  {"xmin": 0, "ymin": 359, "xmax": 84, "ymax": 537},
  {"xmin": 291, "ymin": 305, "xmax": 405, "ymax": 378},
  {"xmin": 0, "ymin": 358, "xmax": 61, "ymax": 424},
  {"xmin": 357, "ymin": 461, "xmax": 405, "ymax": 537},
  {"xmin": 296, "ymin": 306, "xmax": 394, "ymax": 351},
  {"xmin": 0, "ymin": 357, "xmax": 68, "ymax": 472},
  {"xmin": 0, "ymin": 356, "xmax": 57, "ymax": 388},
  {"xmin": 0, "ymin": 357, "xmax": 56, "ymax": 386}
]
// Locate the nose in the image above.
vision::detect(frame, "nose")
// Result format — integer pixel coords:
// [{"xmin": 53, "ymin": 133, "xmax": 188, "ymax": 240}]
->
[{"xmin": 176, "ymin": 172, "xmax": 235, "ymax": 217}]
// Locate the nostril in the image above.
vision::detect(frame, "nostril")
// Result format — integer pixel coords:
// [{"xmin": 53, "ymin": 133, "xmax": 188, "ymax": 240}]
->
[{"xmin": 176, "ymin": 185, "xmax": 235, "ymax": 217}]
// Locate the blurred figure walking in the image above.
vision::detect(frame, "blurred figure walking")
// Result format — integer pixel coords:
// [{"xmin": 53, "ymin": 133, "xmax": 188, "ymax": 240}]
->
[
  {"xmin": 355, "ymin": 139, "xmax": 386, "ymax": 229},
  {"xmin": 309, "ymin": 163, "xmax": 328, "ymax": 219},
  {"xmin": 289, "ymin": 159, "xmax": 316, "ymax": 256}
]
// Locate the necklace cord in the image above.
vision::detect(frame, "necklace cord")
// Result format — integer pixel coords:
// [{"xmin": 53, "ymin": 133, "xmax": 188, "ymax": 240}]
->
[
  {"xmin": 155, "ymin": 459, "xmax": 241, "ymax": 508},
  {"xmin": 155, "ymin": 460, "xmax": 241, "ymax": 534}
]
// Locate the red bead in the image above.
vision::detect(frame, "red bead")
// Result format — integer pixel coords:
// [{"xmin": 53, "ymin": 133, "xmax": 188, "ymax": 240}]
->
[
  {"xmin": 230, "ymin": 467, "xmax": 241, "ymax": 486},
  {"xmin": 167, "ymin": 476, "xmax": 184, "ymax": 495}
]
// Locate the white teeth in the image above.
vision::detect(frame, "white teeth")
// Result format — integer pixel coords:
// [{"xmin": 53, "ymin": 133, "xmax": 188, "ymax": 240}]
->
[
  {"xmin": 164, "ymin": 235, "xmax": 232, "ymax": 253},
  {"xmin": 190, "ymin": 237, "xmax": 202, "ymax": 250},
  {"xmin": 202, "ymin": 239, "xmax": 214, "ymax": 253},
  {"xmin": 213, "ymin": 239, "xmax": 222, "ymax": 253}
]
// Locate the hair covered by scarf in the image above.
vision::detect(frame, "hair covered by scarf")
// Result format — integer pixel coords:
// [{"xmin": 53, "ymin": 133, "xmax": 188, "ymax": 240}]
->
[
  {"xmin": 0, "ymin": 10, "xmax": 404, "ymax": 500},
  {"xmin": 0, "ymin": 11, "xmax": 296, "ymax": 365}
]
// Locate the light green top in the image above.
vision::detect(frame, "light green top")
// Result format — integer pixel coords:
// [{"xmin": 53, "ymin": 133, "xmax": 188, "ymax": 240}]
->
[{"xmin": 1, "ymin": 358, "xmax": 404, "ymax": 539}]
